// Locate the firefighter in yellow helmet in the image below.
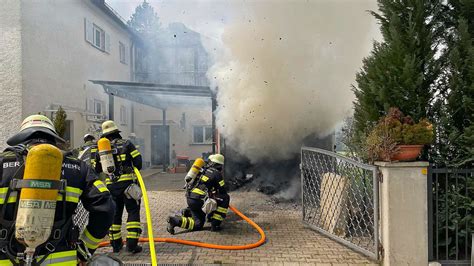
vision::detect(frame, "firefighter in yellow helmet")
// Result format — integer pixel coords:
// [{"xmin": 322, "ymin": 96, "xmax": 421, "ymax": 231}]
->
[
  {"xmin": 94, "ymin": 120, "xmax": 143, "ymax": 253},
  {"xmin": 0, "ymin": 114, "xmax": 115, "ymax": 265},
  {"xmin": 167, "ymin": 153, "xmax": 230, "ymax": 234}
]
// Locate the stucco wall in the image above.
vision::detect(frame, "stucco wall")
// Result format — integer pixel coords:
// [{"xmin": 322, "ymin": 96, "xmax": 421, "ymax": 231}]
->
[
  {"xmin": 134, "ymin": 100, "xmax": 213, "ymax": 166},
  {"xmin": 0, "ymin": 0, "xmax": 23, "ymax": 151},
  {"xmin": 20, "ymin": 0, "xmax": 134, "ymax": 147}
]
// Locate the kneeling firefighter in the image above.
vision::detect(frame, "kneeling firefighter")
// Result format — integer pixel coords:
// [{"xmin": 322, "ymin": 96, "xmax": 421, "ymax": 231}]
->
[
  {"xmin": 167, "ymin": 154, "xmax": 230, "ymax": 234},
  {"xmin": 0, "ymin": 114, "xmax": 115, "ymax": 265},
  {"xmin": 95, "ymin": 120, "xmax": 143, "ymax": 254}
]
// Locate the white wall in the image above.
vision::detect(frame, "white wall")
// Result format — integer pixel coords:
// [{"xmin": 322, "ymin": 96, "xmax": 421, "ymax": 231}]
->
[
  {"xmin": 0, "ymin": 0, "xmax": 24, "ymax": 151},
  {"xmin": 20, "ymin": 0, "xmax": 134, "ymax": 147},
  {"xmin": 133, "ymin": 100, "xmax": 213, "ymax": 166}
]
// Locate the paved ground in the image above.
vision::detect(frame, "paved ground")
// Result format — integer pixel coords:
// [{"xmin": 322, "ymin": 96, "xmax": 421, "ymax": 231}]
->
[{"xmin": 95, "ymin": 170, "xmax": 379, "ymax": 265}]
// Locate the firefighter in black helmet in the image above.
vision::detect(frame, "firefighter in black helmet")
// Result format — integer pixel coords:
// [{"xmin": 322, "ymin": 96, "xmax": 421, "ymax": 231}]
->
[
  {"xmin": 77, "ymin": 133, "xmax": 97, "ymax": 167},
  {"xmin": 167, "ymin": 154, "xmax": 230, "ymax": 234},
  {"xmin": 95, "ymin": 120, "xmax": 143, "ymax": 254},
  {"xmin": 0, "ymin": 114, "xmax": 115, "ymax": 265}
]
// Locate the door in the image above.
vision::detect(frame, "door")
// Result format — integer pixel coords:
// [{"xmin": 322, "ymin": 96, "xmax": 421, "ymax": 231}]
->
[{"xmin": 151, "ymin": 125, "xmax": 170, "ymax": 165}]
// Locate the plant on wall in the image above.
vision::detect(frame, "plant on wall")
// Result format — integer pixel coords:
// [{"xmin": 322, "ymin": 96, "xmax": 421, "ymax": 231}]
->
[{"xmin": 366, "ymin": 107, "xmax": 434, "ymax": 161}]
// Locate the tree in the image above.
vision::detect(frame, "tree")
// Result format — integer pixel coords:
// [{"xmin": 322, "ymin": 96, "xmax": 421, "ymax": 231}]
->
[
  {"xmin": 353, "ymin": 0, "xmax": 446, "ymax": 136},
  {"xmin": 128, "ymin": 1, "xmax": 161, "ymax": 42},
  {"xmin": 53, "ymin": 106, "xmax": 67, "ymax": 138},
  {"xmin": 441, "ymin": 0, "xmax": 474, "ymax": 167}
]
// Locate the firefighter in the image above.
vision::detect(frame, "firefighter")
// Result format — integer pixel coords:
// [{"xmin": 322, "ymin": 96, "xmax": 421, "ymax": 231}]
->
[
  {"xmin": 0, "ymin": 114, "xmax": 115, "ymax": 265},
  {"xmin": 167, "ymin": 154, "xmax": 230, "ymax": 234},
  {"xmin": 95, "ymin": 120, "xmax": 143, "ymax": 254},
  {"xmin": 77, "ymin": 134, "xmax": 98, "ymax": 167}
]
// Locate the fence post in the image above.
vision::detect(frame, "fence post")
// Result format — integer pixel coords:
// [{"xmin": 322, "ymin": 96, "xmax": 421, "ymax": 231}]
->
[
  {"xmin": 375, "ymin": 161, "xmax": 429, "ymax": 266},
  {"xmin": 427, "ymin": 165, "xmax": 433, "ymax": 261}
]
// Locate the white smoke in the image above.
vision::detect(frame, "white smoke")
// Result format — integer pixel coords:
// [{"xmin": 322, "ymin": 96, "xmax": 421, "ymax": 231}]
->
[{"xmin": 207, "ymin": 0, "xmax": 378, "ymax": 163}]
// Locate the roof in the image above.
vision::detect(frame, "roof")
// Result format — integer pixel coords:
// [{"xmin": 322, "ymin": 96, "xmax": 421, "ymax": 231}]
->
[
  {"xmin": 90, "ymin": 80, "xmax": 213, "ymax": 109},
  {"xmin": 90, "ymin": 0, "xmax": 143, "ymax": 43}
]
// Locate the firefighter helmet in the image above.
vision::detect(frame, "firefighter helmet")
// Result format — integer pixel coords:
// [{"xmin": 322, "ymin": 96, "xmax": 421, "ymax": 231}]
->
[
  {"xmin": 101, "ymin": 120, "xmax": 120, "ymax": 136},
  {"xmin": 209, "ymin": 154, "xmax": 224, "ymax": 165},
  {"xmin": 83, "ymin": 133, "xmax": 95, "ymax": 142},
  {"xmin": 7, "ymin": 114, "xmax": 65, "ymax": 146}
]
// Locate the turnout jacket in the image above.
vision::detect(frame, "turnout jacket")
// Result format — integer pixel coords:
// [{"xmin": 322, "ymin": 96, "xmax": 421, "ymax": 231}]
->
[
  {"xmin": 188, "ymin": 166, "xmax": 227, "ymax": 200},
  {"xmin": 95, "ymin": 138, "xmax": 142, "ymax": 196},
  {"xmin": 0, "ymin": 145, "xmax": 115, "ymax": 265}
]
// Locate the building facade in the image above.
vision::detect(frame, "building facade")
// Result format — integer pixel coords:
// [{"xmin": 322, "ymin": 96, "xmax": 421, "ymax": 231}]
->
[{"xmin": 0, "ymin": 0, "xmax": 213, "ymax": 167}]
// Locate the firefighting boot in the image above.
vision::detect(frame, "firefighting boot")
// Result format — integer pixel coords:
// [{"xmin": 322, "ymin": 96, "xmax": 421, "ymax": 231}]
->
[
  {"xmin": 110, "ymin": 239, "xmax": 123, "ymax": 253},
  {"xmin": 211, "ymin": 224, "xmax": 221, "ymax": 232},
  {"xmin": 167, "ymin": 216, "xmax": 180, "ymax": 235},
  {"xmin": 126, "ymin": 238, "xmax": 143, "ymax": 254}
]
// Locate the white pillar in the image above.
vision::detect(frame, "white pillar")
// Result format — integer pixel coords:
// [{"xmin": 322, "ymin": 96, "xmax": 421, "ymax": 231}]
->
[{"xmin": 375, "ymin": 161, "xmax": 429, "ymax": 266}]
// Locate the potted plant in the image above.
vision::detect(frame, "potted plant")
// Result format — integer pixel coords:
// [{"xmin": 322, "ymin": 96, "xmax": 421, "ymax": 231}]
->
[{"xmin": 366, "ymin": 107, "xmax": 434, "ymax": 162}]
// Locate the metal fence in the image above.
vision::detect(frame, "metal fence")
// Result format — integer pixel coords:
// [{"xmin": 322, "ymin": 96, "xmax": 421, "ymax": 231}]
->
[
  {"xmin": 428, "ymin": 167, "xmax": 473, "ymax": 265},
  {"xmin": 301, "ymin": 147, "xmax": 379, "ymax": 260}
]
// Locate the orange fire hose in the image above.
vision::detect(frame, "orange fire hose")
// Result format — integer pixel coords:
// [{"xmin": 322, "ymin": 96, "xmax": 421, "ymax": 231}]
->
[{"xmin": 98, "ymin": 205, "xmax": 266, "ymax": 250}]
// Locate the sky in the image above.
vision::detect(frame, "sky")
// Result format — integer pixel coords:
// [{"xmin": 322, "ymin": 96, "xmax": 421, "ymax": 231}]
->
[{"xmin": 106, "ymin": 0, "xmax": 239, "ymax": 40}]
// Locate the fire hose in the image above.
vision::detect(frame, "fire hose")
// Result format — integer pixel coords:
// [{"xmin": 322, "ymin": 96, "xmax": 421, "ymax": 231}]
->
[{"xmin": 97, "ymin": 167, "xmax": 266, "ymax": 264}]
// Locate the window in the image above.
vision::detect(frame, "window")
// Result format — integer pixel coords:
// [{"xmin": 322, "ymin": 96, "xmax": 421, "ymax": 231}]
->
[
  {"xmin": 119, "ymin": 41, "xmax": 128, "ymax": 64},
  {"xmin": 93, "ymin": 25, "xmax": 104, "ymax": 50},
  {"xmin": 93, "ymin": 99, "xmax": 104, "ymax": 115},
  {"xmin": 84, "ymin": 18, "xmax": 110, "ymax": 53},
  {"xmin": 193, "ymin": 126, "xmax": 213, "ymax": 144},
  {"xmin": 120, "ymin": 105, "xmax": 127, "ymax": 125}
]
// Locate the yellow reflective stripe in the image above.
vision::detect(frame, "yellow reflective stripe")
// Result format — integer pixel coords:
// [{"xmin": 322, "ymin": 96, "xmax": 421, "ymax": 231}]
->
[
  {"xmin": 0, "ymin": 191, "xmax": 18, "ymax": 204},
  {"xmin": 110, "ymin": 224, "xmax": 121, "ymax": 231},
  {"xmin": 0, "ymin": 259, "xmax": 13, "ymax": 266},
  {"xmin": 109, "ymin": 232, "xmax": 122, "ymax": 240},
  {"xmin": 93, "ymin": 180, "xmax": 108, "ymax": 193},
  {"xmin": 191, "ymin": 188, "xmax": 206, "ymax": 195},
  {"xmin": 217, "ymin": 207, "xmax": 228, "ymax": 214},
  {"xmin": 105, "ymin": 174, "xmax": 135, "ymax": 184},
  {"xmin": 56, "ymin": 186, "xmax": 82, "ymax": 203},
  {"xmin": 201, "ymin": 175, "xmax": 209, "ymax": 182},
  {"xmin": 181, "ymin": 217, "xmax": 187, "ymax": 228},
  {"xmin": 126, "ymin": 222, "xmax": 141, "ymax": 229},
  {"xmin": 120, "ymin": 154, "xmax": 126, "ymax": 160},
  {"xmin": 188, "ymin": 218, "xmax": 194, "ymax": 230},
  {"xmin": 38, "ymin": 250, "xmax": 77, "ymax": 266},
  {"xmin": 81, "ymin": 228, "xmax": 101, "ymax": 249},
  {"xmin": 130, "ymin": 150, "xmax": 140, "ymax": 158},
  {"xmin": 212, "ymin": 213, "xmax": 224, "ymax": 221},
  {"xmin": 0, "ymin": 187, "xmax": 8, "ymax": 193},
  {"xmin": 66, "ymin": 186, "xmax": 82, "ymax": 195},
  {"xmin": 127, "ymin": 232, "xmax": 140, "ymax": 239},
  {"xmin": 219, "ymin": 180, "xmax": 225, "ymax": 186}
]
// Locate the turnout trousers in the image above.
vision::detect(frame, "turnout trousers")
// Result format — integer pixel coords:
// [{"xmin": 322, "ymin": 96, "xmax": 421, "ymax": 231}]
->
[
  {"xmin": 109, "ymin": 192, "xmax": 142, "ymax": 250},
  {"xmin": 170, "ymin": 197, "xmax": 206, "ymax": 231}
]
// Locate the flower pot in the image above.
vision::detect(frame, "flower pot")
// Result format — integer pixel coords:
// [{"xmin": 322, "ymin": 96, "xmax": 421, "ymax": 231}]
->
[{"xmin": 391, "ymin": 145, "xmax": 424, "ymax": 161}]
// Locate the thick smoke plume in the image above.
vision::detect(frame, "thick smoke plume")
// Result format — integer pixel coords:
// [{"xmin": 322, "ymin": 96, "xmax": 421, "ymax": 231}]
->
[{"xmin": 208, "ymin": 0, "xmax": 378, "ymax": 163}]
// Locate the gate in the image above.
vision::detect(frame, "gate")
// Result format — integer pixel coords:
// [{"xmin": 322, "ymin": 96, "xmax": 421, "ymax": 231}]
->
[
  {"xmin": 301, "ymin": 147, "xmax": 380, "ymax": 260},
  {"xmin": 428, "ymin": 167, "xmax": 473, "ymax": 265}
]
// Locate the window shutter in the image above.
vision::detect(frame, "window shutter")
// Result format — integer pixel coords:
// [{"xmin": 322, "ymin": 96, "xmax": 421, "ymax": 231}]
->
[
  {"xmin": 125, "ymin": 44, "xmax": 129, "ymax": 64},
  {"xmin": 105, "ymin": 33, "xmax": 111, "ymax": 53},
  {"xmin": 84, "ymin": 18, "xmax": 93, "ymax": 43},
  {"xmin": 87, "ymin": 99, "xmax": 93, "ymax": 112}
]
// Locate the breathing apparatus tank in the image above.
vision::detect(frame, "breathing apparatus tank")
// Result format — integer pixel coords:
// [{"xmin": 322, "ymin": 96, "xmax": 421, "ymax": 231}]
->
[
  {"xmin": 15, "ymin": 144, "xmax": 63, "ymax": 264},
  {"xmin": 185, "ymin": 158, "xmax": 205, "ymax": 183},
  {"xmin": 98, "ymin": 137, "xmax": 116, "ymax": 177}
]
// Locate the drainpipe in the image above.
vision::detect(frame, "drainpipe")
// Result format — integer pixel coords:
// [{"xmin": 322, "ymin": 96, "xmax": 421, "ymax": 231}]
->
[
  {"xmin": 163, "ymin": 109, "xmax": 167, "ymax": 173},
  {"xmin": 211, "ymin": 90, "xmax": 217, "ymax": 154}
]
